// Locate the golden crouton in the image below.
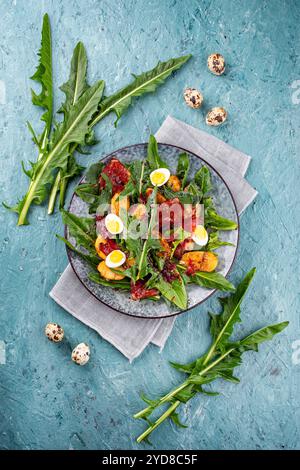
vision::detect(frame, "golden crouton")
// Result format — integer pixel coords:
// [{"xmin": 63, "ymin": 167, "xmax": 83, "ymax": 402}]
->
[
  {"xmin": 167, "ymin": 175, "xmax": 181, "ymax": 192},
  {"xmin": 180, "ymin": 251, "xmax": 218, "ymax": 273},
  {"xmin": 97, "ymin": 261, "xmax": 125, "ymax": 280}
]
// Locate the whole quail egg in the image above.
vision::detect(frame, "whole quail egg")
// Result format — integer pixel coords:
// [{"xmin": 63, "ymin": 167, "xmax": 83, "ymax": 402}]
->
[
  {"xmin": 71, "ymin": 343, "xmax": 90, "ymax": 366},
  {"xmin": 183, "ymin": 88, "xmax": 203, "ymax": 109},
  {"xmin": 207, "ymin": 53, "xmax": 226, "ymax": 75},
  {"xmin": 206, "ymin": 107, "xmax": 227, "ymax": 126},
  {"xmin": 45, "ymin": 322, "xmax": 64, "ymax": 342}
]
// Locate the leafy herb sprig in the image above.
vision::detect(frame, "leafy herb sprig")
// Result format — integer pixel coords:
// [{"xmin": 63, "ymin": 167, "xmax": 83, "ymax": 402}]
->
[
  {"xmin": 133, "ymin": 268, "xmax": 288, "ymax": 443},
  {"xmin": 5, "ymin": 14, "xmax": 191, "ymax": 226}
]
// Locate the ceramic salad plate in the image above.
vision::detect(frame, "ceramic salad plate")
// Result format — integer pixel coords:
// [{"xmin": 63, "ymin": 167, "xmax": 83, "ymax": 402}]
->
[{"xmin": 65, "ymin": 142, "xmax": 239, "ymax": 318}]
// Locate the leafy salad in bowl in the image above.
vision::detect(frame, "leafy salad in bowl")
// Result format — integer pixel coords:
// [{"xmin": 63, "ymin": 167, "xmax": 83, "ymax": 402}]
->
[{"xmin": 60, "ymin": 136, "xmax": 238, "ymax": 312}]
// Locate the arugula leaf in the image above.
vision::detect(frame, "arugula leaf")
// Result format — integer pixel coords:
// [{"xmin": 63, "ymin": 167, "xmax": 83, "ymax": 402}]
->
[
  {"xmin": 205, "ymin": 209, "xmax": 238, "ymax": 231},
  {"xmin": 162, "ymin": 186, "xmax": 200, "ymax": 204},
  {"xmin": 61, "ymin": 208, "xmax": 96, "ymax": 252},
  {"xmin": 15, "ymin": 80, "xmax": 104, "ymax": 225},
  {"xmin": 136, "ymin": 188, "xmax": 160, "ymax": 279},
  {"xmin": 49, "ymin": 42, "xmax": 91, "ymax": 212},
  {"xmin": 147, "ymin": 135, "xmax": 168, "ymax": 169},
  {"xmin": 56, "ymin": 234, "xmax": 99, "ymax": 267},
  {"xmin": 9, "ymin": 20, "xmax": 191, "ymax": 225},
  {"xmin": 85, "ymin": 162, "xmax": 104, "ymax": 184},
  {"xmin": 184, "ymin": 181, "xmax": 203, "ymax": 201},
  {"xmin": 176, "ymin": 152, "xmax": 190, "ymax": 189},
  {"xmin": 59, "ymin": 42, "xmax": 89, "ymax": 114},
  {"xmin": 206, "ymin": 231, "xmax": 234, "ymax": 251},
  {"xmin": 208, "ymin": 268, "xmax": 256, "ymax": 355},
  {"xmin": 190, "ymin": 271, "xmax": 235, "ymax": 292},
  {"xmin": 75, "ymin": 183, "xmax": 99, "ymax": 204},
  {"xmin": 156, "ymin": 277, "xmax": 187, "ymax": 310},
  {"xmin": 236, "ymin": 322, "xmax": 289, "ymax": 353},
  {"xmin": 194, "ymin": 166, "xmax": 212, "ymax": 195},
  {"xmin": 74, "ymin": 161, "xmax": 104, "ymax": 205},
  {"xmin": 127, "ymin": 160, "xmax": 146, "ymax": 198},
  {"xmin": 134, "ymin": 268, "xmax": 289, "ymax": 443},
  {"xmin": 30, "ymin": 13, "xmax": 53, "ymax": 136},
  {"xmin": 92, "ymin": 55, "xmax": 192, "ymax": 126},
  {"xmin": 88, "ymin": 272, "xmax": 131, "ymax": 290}
]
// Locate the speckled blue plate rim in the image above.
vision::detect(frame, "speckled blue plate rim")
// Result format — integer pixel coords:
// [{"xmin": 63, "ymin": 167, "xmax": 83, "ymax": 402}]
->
[{"xmin": 65, "ymin": 142, "xmax": 240, "ymax": 319}]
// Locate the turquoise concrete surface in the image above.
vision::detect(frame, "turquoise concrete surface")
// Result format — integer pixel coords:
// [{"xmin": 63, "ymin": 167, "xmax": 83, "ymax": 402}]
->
[{"xmin": 0, "ymin": 0, "xmax": 299, "ymax": 450}]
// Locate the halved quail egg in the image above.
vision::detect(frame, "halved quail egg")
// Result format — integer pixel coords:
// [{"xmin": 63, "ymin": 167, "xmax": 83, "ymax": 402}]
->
[
  {"xmin": 192, "ymin": 225, "xmax": 209, "ymax": 246},
  {"xmin": 105, "ymin": 213, "xmax": 124, "ymax": 235},
  {"xmin": 105, "ymin": 249, "xmax": 126, "ymax": 268},
  {"xmin": 150, "ymin": 168, "xmax": 170, "ymax": 187}
]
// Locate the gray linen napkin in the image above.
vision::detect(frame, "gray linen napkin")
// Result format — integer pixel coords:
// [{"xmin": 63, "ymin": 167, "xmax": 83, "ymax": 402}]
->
[{"xmin": 50, "ymin": 116, "xmax": 257, "ymax": 361}]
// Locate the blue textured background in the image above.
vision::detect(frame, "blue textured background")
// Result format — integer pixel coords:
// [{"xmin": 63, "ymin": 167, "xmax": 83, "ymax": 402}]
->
[{"xmin": 0, "ymin": 0, "xmax": 299, "ymax": 450}]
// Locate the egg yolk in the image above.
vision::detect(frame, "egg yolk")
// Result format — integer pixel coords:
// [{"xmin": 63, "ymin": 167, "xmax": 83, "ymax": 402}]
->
[
  {"xmin": 107, "ymin": 220, "xmax": 121, "ymax": 233},
  {"xmin": 109, "ymin": 250, "xmax": 124, "ymax": 264},
  {"xmin": 194, "ymin": 225, "xmax": 207, "ymax": 239},
  {"xmin": 151, "ymin": 172, "xmax": 166, "ymax": 185}
]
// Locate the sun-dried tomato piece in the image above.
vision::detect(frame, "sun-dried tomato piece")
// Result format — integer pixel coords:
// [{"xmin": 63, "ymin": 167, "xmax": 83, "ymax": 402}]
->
[
  {"xmin": 99, "ymin": 239, "xmax": 119, "ymax": 257},
  {"xmin": 99, "ymin": 158, "xmax": 130, "ymax": 193},
  {"xmin": 173, "ymin": 238, "xmax": 195, "ymax": 259},
  {"xmin": 161, "ymin": 259, "xmax": 180, "ymax": 282},
  {"xmin": 131, "ymin": 280, "xmax": 159, "ymax": 300}
]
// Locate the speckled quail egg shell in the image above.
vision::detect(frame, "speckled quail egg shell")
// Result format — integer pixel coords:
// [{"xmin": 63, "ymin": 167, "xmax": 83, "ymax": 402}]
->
[
  {"xmin": 207, "ymin": 53, "xmax": 226, "ymax": 75},
  {"xmin": 183, "ymin": 87, "xmax": 203, "ymax": 109},
  {"xmin": 71, "ymin": 343, "xmax": 90, "ymax": 366},
  {"xmin": 45, "ymin": 322, "xmax": 64, "ymax": 342},
  {"xmin": 206, "ymin": 107, "xmax": 227, "ymax": 126}
]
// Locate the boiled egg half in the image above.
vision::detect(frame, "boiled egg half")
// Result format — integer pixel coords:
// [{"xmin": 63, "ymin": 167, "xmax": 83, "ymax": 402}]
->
[
  {"xmin": 105, "ymin": 213, "xmax": 124, "ymax": 235},
  {"xmin": 192, "ymin": 225, "xmax": 208, "ymax": 246},
  {"xmin": 150, "ymin": 168, "xmax": 170, "ymax": 187},
  {"xmin": 105, "ymin": 250, "xmax": 126, "ymax": 268}
]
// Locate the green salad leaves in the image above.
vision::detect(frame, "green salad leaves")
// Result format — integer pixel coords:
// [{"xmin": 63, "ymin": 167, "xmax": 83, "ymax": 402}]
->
[
  {"xmin": 6, "ymin": 14, "xmax": 191, "ymax": 226},
  {"xmin": 60, "ymin": 135, "xmax": 238, "ymax": 309},
  {"xmin": 134, "ymin": 268, "xmax": 289, "ymax": 443}
]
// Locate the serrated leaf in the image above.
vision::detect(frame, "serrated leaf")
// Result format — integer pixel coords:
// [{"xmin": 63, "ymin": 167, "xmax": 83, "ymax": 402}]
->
[
  {"xmin": 56, "ymin": 234, "xmax": 99, "ymax": 267},
  {"xmin": 30, "ymin": 13, "xmax": 53, "ymax": 134},
  {"xmin": 88, "ymin": 272, "xmax": 131, "ymax": 290},
  {"xmin": 61, "ymin": 209, "xmax": 96, "ymax": 252},
  {"xmin": 194, "ymin": 166, "xmax": 212, "ymax": 194},
  {"xmin": 170, "ymin": 412, "xmax": 188, "ymax": 428},
  {"xmin": 93, "ymin": 55, "xmax": 192, "ymax": 126},
  {"xmin": 147, "ymin": 134, "xmax": 168, "ymax": 169},
  {"xmin": 205, "ymin": 209, "xmax": 238, "ymax": 231},
  {"xmin": 176, "ymin": 152, "xmax": 190, "ymax": 189},
  {"xmin": 236, "ymin": 321, "xmax": 289, "ymax": 353},
  {"xmin": 156, "ymin": 276, "xmax": 187, "ymax": 310},
  {"xmin": 190, "ymin": 271, "xmax": 235, "ymax": 292},
  {"xmin": 206, "ymin": 231, "xmax": 234, "ymax": 251},
  {"xmin": 16, "ymin": 80, "xmax": 104, "ymax": 225},
  {"xmin": 59, "ymin": 42, "xmax": 89, "ymax": 114},
  {"xmin": 209, "ymin": 268, "xmax": 256, "ymax": 353}
]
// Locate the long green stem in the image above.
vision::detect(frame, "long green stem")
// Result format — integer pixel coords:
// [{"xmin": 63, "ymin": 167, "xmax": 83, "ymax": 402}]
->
[
  {"xmin": 59, "ymin": 177, "xmax": 68, "ymax": 208},
  {"xmin": 48, "ymin": 171, "xmax": 61, "ymax": 214},
  {"xmin": 134, "ymin": 349, "xmax": 234, "ymax": 421},
  {"xmin": 133, "ymin": 381, "xmax": 188, "ymax": 420},
  {"xmin": 136, "ymin": 401, "xmax": 181, "ymax": 443}
]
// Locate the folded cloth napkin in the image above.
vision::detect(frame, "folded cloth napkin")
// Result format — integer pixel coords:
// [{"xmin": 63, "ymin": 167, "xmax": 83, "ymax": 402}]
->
[{"xmin": 50, "ymin": 116, "xmax": 258, "ymax": 361}]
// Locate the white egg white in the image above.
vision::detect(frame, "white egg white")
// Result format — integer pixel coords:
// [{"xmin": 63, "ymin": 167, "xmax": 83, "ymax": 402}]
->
[{"xmin": 192, "ymin": 225, "xmax": 208, "ymax": 246}]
